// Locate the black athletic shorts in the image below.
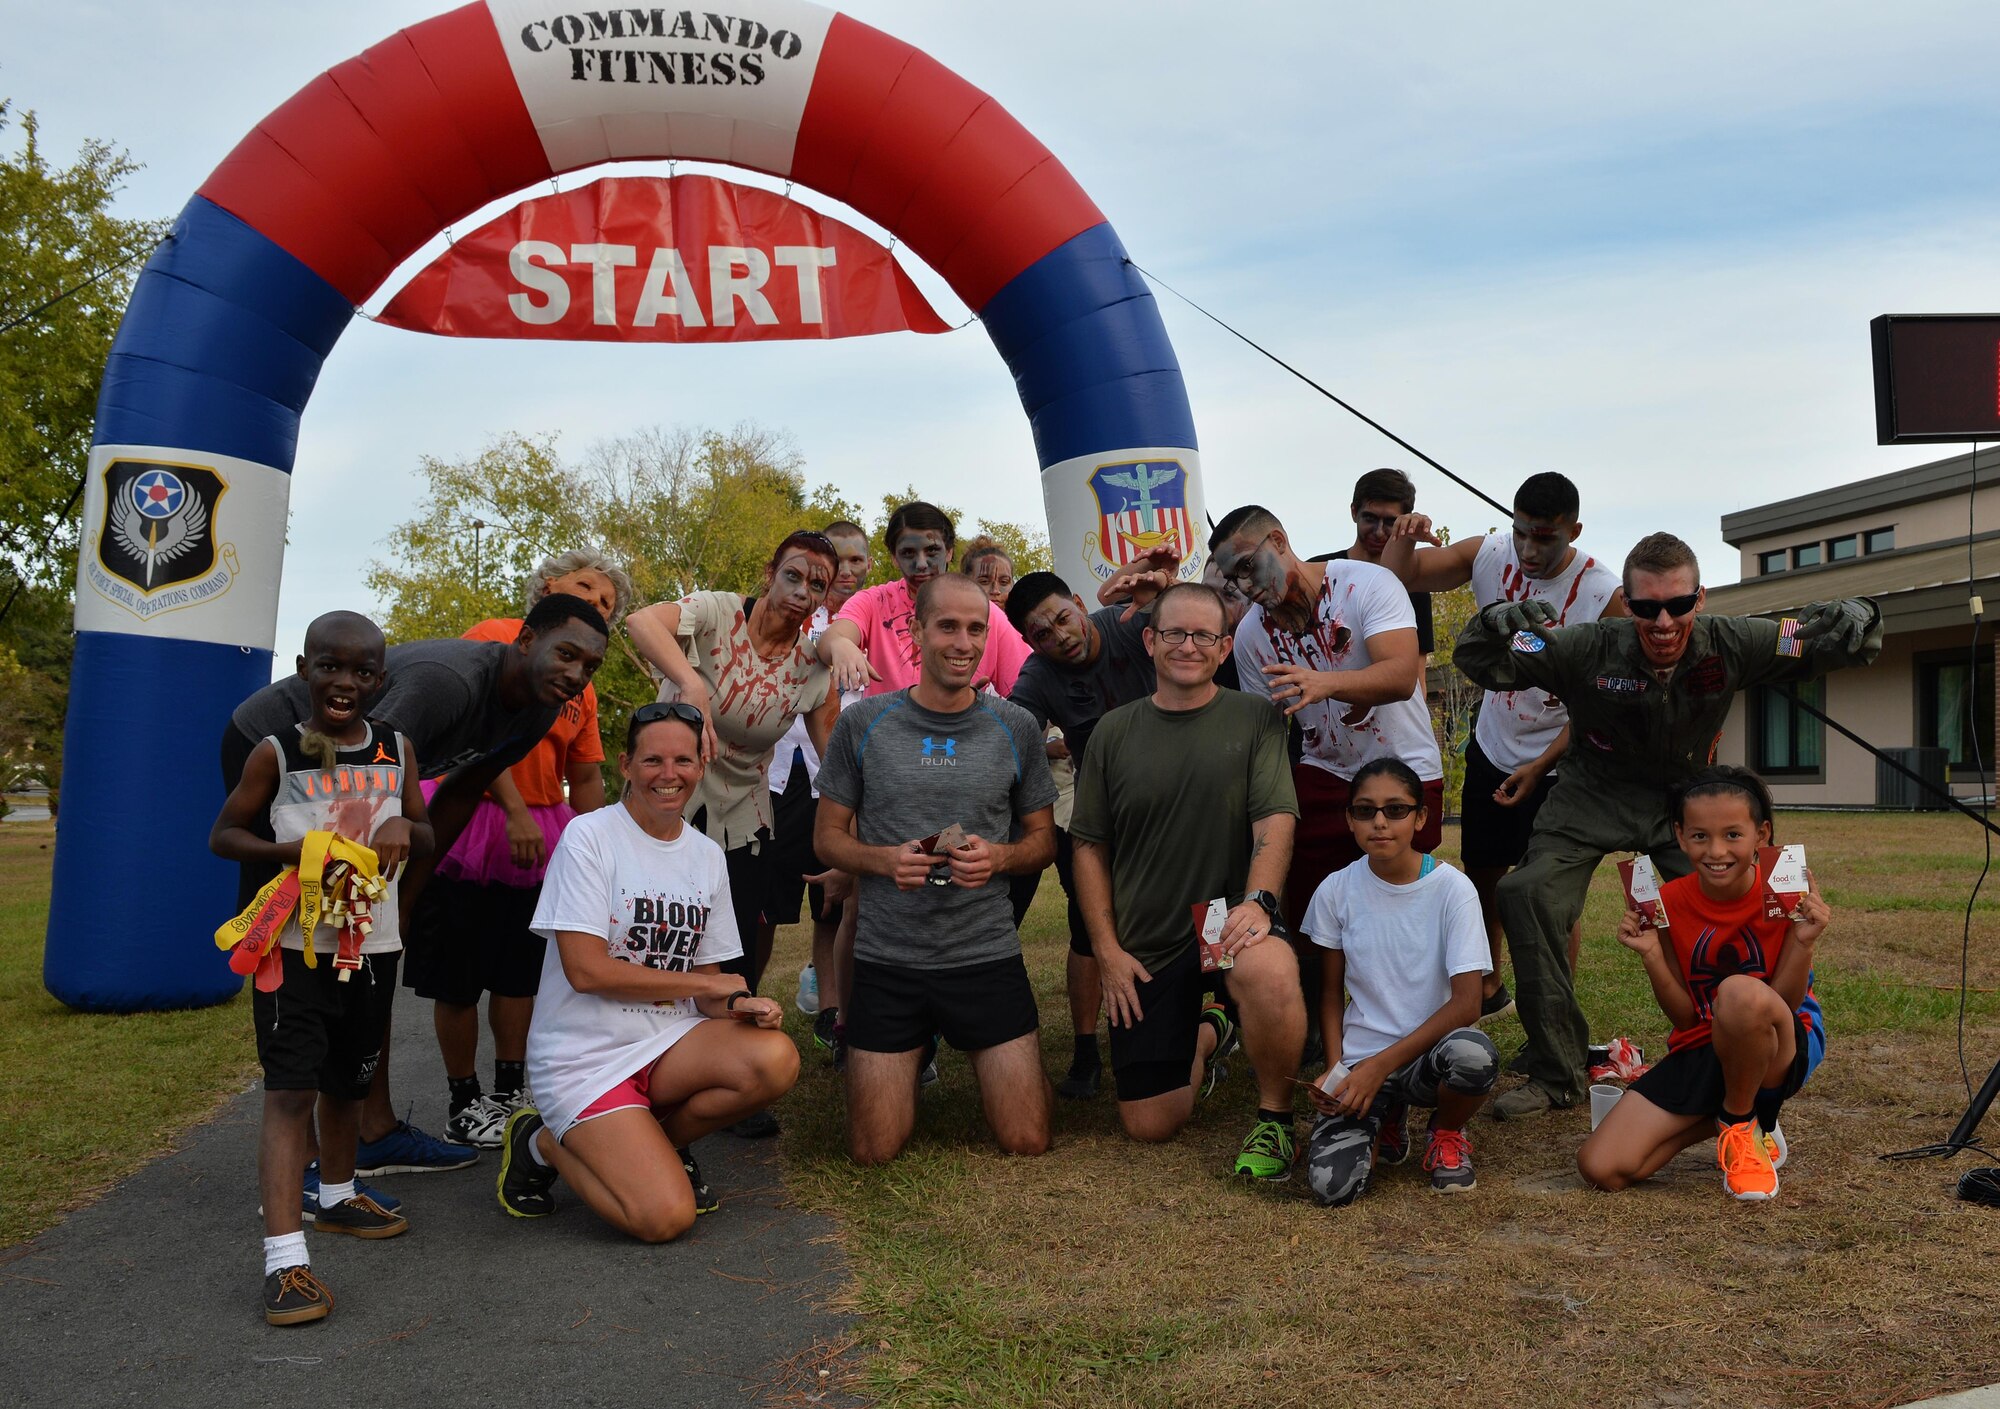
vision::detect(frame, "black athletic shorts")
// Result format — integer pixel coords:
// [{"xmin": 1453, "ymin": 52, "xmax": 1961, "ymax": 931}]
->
[
  {"xmin": 1628, "ymin": 1015, "xmax": 1815, "ymax": 1118},
  {"xmin": 1107, "ymin": 942, "xmax": 1226, "ymax": 1103},
  {"xmin": 1458, "ymin": 734, "xmax": 1559, "ymax": 871},
  {"xmin": 255, "ymin": 949, "xmax": 400, "ymax": 1099},
  {"xmin": 402, "ymin": 874, "xmax": 547, "ymax": 1004},
  {"xmin": 846, "ymin": 954, "xmax": 1040, "ymax": 1054},
  {"xmin": 764, "ymin": 765, "xmax": 829, "ymax": 927},
  {"xmin": 1053, "ymin": 828, "xmax": 1089, "ymax": 958}
]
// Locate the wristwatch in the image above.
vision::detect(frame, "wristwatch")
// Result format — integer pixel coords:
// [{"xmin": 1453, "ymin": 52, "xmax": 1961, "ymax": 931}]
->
[{"xmin": 1244, "ymin": 890, "xmax": 1282, "ymax": 921}]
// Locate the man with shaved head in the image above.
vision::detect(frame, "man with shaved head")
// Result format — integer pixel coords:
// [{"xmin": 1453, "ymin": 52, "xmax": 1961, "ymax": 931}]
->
[{"xmin": 814, "ymin": 573, "xmax": 1058, "ymax": 1165}]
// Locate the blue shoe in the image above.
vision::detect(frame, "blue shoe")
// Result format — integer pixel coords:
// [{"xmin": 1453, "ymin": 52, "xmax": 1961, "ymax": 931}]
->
[
  {"xmin": 294, "ymin": 1161, "xmax": 401, "ymax": 1222},
  {"xmin": 355, "ymin": 1120, "xmax": 478, "ymax": 1176}
]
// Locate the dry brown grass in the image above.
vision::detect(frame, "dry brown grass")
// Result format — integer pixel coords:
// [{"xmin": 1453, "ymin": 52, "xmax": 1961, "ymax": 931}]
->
[{"xmin": 774, "ymin": 811, "xmax": 2000, "ymax": 1408}]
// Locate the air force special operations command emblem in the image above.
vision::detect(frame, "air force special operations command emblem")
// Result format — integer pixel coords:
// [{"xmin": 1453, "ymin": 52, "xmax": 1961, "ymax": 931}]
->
[{"xmin": 86, "ymin": 459, "xmax": 238, "ymax": 621}]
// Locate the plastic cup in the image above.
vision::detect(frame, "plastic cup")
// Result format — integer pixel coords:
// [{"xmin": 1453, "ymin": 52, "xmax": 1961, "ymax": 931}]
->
[{"xmin": 1589, "ymin": 1083, "xmax": 1623, "ymax": 1130}]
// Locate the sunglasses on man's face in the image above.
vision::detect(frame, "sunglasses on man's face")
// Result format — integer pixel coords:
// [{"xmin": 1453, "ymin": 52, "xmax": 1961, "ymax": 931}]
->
[
  {"xmin": 1346, "ymin": 802, "xmax": 1419, "ymax": 821},
  {"xmin": 1626, "ymin": 591, "xmax": 1701, "ymax": 620}
]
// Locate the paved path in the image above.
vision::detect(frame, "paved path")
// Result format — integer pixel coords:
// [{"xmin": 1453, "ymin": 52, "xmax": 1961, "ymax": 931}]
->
[{"xmin": 0, "ymin": 986, "xmax": 857, "ymax": 1407}]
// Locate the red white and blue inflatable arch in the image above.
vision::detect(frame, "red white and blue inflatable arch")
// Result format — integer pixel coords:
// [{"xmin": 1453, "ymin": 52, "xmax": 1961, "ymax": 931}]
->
[{"xmin": 48, "ymin": 1, "xmax": 1205, "ymax": 1009}]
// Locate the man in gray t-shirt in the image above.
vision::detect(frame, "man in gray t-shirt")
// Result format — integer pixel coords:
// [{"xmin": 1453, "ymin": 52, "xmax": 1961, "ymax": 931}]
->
[{"xmin": 815, "ymin": 574, "xmax": 1057, "ymax": 1165}]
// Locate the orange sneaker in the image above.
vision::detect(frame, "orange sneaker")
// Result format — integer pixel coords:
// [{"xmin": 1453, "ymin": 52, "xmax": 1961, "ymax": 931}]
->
[
  {"xmin": 1717, "ymin": 1118, "xmax": 1778, "ymax": 1201},
  {"xmin": 1761, "ymin": 1122, "xmax": 1788, "ymax": 1170}
]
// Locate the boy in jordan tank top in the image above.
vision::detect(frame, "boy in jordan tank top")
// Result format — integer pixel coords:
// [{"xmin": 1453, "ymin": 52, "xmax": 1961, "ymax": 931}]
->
[{"xmin": 211, "ymin": 612, "xmax": 432, "ymax": 1327}]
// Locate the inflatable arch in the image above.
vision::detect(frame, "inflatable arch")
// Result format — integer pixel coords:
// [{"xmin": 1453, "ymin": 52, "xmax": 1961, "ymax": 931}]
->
[{"xmin": 47, "ymin": 0, "xmax": 1205, "ymax": 1010}]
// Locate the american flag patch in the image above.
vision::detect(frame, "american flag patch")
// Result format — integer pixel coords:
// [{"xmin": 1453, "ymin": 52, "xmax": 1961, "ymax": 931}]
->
[{"xmin": 1776, "ymin": 618, "xmax": 1803, "ymax": 657}]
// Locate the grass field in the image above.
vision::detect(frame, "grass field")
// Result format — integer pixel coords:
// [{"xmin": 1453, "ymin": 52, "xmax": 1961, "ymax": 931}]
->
[
  {"xmin": 7, "ymin": 813, "xmax": 2000, "ymax": 1406},
  {"xmin": 771, "ymin": 812, "xmax": 2000, "ymax": 1409},
  {"xmin": 0, "ymin": 822, "xmax": 255, "ymax": 1247}
]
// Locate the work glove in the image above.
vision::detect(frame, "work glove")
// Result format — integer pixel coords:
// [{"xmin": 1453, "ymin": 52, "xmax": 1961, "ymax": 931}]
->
[
  {"xmin": 1485, "ymin": 597, "xmax": 1559, "ymax": 645},
  {"xmin": 1794, "ymin": 599, "xmax": 1875, "ymax": 654}
]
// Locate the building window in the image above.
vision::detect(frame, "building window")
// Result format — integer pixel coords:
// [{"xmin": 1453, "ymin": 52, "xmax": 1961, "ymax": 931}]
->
[
  {"xmin": 1752, "ymin": 678, "xmax": 1823, "ymax": 777},
  {"xmin": 1918, "ymin": 654, "xmax": 1997, "ymax": 774},
  {"xmin": 1759, "ymin": 549, "xmax": 1787, "ymax": 575},
  {"xmin": 1793, "ymin": 543, "xmax": 1822, "ymax": 568},
  {"xmin": 1828, "ymin": 535, "xmax": 1858, "ymax": 561},
  {"xmin": 1865, "ymin": 527, "xmax": 1895, "ymax": 554}
]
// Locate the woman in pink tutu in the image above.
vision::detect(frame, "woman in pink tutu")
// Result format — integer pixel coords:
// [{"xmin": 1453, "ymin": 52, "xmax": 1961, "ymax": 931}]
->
[{"xmin": 404, "ymin": 550, "xmax": 633, "ymax": 1150}]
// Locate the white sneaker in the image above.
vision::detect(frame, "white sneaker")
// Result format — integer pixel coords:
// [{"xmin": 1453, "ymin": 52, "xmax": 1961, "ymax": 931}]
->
[
  {"xmin": 1761, "ymin": 1121, "xmax": 1788, "ymax": 1169},
  {"xmin": 446, "ymin": 1093, "xmax": 512, "ymax": 1149}
]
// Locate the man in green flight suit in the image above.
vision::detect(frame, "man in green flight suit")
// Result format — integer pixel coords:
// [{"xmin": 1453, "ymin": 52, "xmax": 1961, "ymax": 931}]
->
[{"xmin": 1454, "ymin": 532, "xmax": 1882, "ymax": 1119}]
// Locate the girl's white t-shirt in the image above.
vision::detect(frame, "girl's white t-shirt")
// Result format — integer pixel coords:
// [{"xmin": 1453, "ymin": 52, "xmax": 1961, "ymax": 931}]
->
[
  {"xmin": 1301, "ymin": 859, "xmax": 1490, "ymax": 1063},
  {"xmin": 527, "ymin": 804, "xmax": 744, "ymax": 1137}
]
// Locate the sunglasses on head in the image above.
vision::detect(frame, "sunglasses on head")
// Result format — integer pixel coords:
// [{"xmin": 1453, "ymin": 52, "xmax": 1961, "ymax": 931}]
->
[
  {"xmin": 1626, "ymin": 591, "xmax": 1701, "ymax": 620},
  {"xmin": 633, "ymin": 701, "xmax": 704, "ymax": 729},
  {"xmin": 1346, "ymin": 801, "xmax": 1419, "ymax": 821}
]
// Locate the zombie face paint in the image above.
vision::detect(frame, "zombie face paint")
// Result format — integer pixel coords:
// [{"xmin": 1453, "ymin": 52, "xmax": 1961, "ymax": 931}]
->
[
  {"xmin": 828, "ymin": 531, "xmax": 871, "ymax": 609},
  {"xmin": 1215, "ymin": 528, "xmax": 1308, "ymax": 631},
  {"xmin": 765, "ymin": 548, "xmax": 834, "ymax": 625},
  {"xmin": 1020, "ymin": 593, "xmax": 1096, "ymax": 666},
  {"xmin": 892, "ymin": 529, "xmax": 952, "ymax": 587},
  {"xmin": 1511, "ymin": 515, "xmax": 1579, "ymax": 580},
  {"xmin": 1627, "ymin": 564, "xmax": 1703, "ymax": 670}
]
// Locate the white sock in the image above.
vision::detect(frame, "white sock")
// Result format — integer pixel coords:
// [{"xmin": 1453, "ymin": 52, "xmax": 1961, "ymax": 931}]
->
[
  {"xmin": 318, "ymin": 1178, "xmax": 356, "ymax": 1209},
  {"xmin": 264, "ymin": 1231, "xmax": 308, "ymax": 1276},
  {"xmin": 527, "ymin": 1130, "xmax": 552, "ymax": 1169}
]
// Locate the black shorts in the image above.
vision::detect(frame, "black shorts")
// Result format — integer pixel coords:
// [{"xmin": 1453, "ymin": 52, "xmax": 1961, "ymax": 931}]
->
[
  {"xmin": 1628, "ymin": 1016, "xmax": 1815, "ymax": 1118},
  {"xmin": 846, "ymin": 954, "xmax": 1040, "ymax": 1054},
  {"xmin": 254, "ymin": 949, "xmax": 399, "ymax": 1099},
  {"xmin": 1458, "ymin": 734, "xmax": 1558, "ymax": 871},
  {"xmin": 1107, "ymin": 943, "xmax": 1225, "ymax": 1102},
  {"xmin": 402, "ymin": 874, "xmax": 547, "ymax": 1004},
  {"xmin": 764, "ymin": 767, "xmax": 829, "ymax": 926},
  {"xmin": 1054, "ymin": 829, "xmax": 1089, "ymax": 957}
]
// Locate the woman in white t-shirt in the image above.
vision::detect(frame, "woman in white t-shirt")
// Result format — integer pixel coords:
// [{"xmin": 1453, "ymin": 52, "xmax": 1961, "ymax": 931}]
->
[
  {"xmin": 1299, "ymin": 757, "xmax": 1500, "ymax": 1206},
  {"xmin": 497, "ymin": 703, "xmax": 800, "ymax": 1240}
]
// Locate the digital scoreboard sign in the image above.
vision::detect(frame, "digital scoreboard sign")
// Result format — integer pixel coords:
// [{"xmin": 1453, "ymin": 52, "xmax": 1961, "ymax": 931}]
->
[{"xmin": 1871, "ymin": 314, "xmax": 2000, "ymax": 444}]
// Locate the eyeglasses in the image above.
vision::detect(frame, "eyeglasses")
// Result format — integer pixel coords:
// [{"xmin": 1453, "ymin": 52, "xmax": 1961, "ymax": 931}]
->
[
  {"xmin": 1220, "ymin": 532, "xmax": 1276, "ymax": 590},
  {"xmin": 1345, "ymin": 802, "xmax": 1419, "ymax": 821},
  {"xmin": 1626, "ymin": 591, "xmax": 1701, "ymax": 620},
  {"xmin": 633, "ymin": 701, "xmax": 704, "ymax": 729},
  {"xmin": 1154, "ymin": 627, "xmax": 1224, "ymax": 647}
]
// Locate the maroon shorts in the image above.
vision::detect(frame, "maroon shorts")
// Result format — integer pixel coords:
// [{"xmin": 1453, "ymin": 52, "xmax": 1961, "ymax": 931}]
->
[{"xmin": 1284, "ymin": 764, "xmax": 1444, "ymax": 925}]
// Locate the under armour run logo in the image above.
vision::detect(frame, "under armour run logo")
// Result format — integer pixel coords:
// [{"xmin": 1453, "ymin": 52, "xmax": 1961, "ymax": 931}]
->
[{"xmin": 920, "ymin": 737, "xmax": 956, "ymax": 758}]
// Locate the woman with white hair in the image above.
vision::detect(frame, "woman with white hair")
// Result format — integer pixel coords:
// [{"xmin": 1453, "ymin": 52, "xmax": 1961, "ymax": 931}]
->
[{"xmin": 405, "ymin": 547, "xmax": 635, "ymax": 1150}]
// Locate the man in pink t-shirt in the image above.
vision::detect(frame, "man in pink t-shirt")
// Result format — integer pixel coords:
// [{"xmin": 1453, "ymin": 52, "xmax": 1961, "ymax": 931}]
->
[{"xmin": 819, "ymin": 501, "xmax": 1029, "ymax": 696}]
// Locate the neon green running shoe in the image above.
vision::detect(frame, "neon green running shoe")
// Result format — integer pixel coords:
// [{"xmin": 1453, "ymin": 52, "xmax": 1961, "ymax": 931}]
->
[{"xmin": 1231, "ymin": 1118, "xmax": 1295, "ymax": 1183}]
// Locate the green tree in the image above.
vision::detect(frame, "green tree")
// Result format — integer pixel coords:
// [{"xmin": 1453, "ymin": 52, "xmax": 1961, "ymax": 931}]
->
[
  {"xmin": 367, "ymin": 424, "xmax": 875, "ymax": 781},
  {"xmin": 0, "ymin": 105, "xmax": 164, "ymax": 591},
  {"xmin": 0, "ymin": 106, "xmax": 164, "ymax": 811}
]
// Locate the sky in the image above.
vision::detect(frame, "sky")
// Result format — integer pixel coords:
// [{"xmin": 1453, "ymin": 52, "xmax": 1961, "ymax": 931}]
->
[{"xmin": 14, "ymin": 0, "xmax": 2000, "ymax": 664}]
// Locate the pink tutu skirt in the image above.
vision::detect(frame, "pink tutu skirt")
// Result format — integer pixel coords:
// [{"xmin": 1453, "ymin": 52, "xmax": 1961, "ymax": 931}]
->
[{"xmin": 421, "ymin": 782, "xmax": 576, "ymax": 888}]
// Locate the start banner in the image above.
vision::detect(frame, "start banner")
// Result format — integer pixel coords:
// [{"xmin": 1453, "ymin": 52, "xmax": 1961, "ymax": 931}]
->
[{"xmin": 377, "ymin": 174, "xmax": 951, "ymax": 342}]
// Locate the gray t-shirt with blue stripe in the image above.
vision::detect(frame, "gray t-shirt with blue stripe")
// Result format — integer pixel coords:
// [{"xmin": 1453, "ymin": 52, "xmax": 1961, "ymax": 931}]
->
[{"xmin": 815, "ymin": 688, "xmax": 1058, "ymax": 969}]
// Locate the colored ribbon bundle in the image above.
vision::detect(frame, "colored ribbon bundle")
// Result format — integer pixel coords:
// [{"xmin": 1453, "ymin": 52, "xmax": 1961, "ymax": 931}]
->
[{"xmin": 214, "ymin": 831, "xmax": 384, "ymax": 991}]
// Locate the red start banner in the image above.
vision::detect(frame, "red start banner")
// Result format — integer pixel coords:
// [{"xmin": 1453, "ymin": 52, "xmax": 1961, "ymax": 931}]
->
[{"xmin": 377, "ymin": 174, "xmax": 951, "ymax": 342}]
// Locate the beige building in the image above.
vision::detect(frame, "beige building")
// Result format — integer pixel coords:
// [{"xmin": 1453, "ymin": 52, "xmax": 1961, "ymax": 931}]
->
[{"xmin": 1706, "ymin": 445, "xmax": 2000, "ymax": 806}]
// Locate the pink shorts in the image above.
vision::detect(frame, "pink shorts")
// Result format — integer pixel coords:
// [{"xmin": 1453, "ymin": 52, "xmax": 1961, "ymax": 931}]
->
[{"xmin": 571, "ymin": 1063, "xmax": 656, "ymax": 1130}]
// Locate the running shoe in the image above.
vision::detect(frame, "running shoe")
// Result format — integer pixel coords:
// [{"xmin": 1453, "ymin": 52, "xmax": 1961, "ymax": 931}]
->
[
  {"xmin": 1377, "ymin": 1101, "xmax": 1412, "ymax": 1165},
  {"xmin": 313, "ymin": 1192, "xmax": 409, "ymax": 1239},
  {"xmin": 297, "ymin": 1161, "xmax": 400, "ymax": 1222},
  {"xmin": 1056, "ymin": 1056, "xmax": 1101, "ymax": 1101},
  {"xmin": 1199, "ymin": 1003, "xmax": 1238, "ymax": 1101},
  {"xmin": 813, "ymin": 1007, "xmax": 840, "ymax": 1054},
  {"xmin": 497, "ymin": 1107, "xmax": 557, "ymax": 1218},
  {"xmin": 1479, "ymin": 984, "xmax": 1514, "ymax": 1020},
  {"xmin": 355, "ymin": 1119, "xmax": 478, "ymax": 1175},
  {"xmin": 1762, "ymin": 1122, "xmax": 1789, "ymax": 1170},
  {"xmin": 681, "ymin": 1146, "xmax": 719, "ymax": 1215},
  {"xmin": 264, "ymin": 1265, "xmax": 333, "ymax": 1326},
  {"xmin": 1717, "ymin": 1118, "xmax": 1779, "ymax": 1201},
  {"xmin": 1231, "ymin": 1118, "xmax": 1295, "ymax": 1183},
  {"xmin": 446, "ymin": 1093, "xmax": 513, "ymax": 1149},
  {"xmin": 1423, "ymin": 1126, "xmax": 1477, "ymax": 1193}
]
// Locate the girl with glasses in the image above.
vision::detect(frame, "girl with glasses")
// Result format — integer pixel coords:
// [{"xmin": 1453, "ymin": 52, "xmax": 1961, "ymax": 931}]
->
[{"xmin": 1299, "ymin": 757, "xmax": 1500, "ymax": 1205}]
